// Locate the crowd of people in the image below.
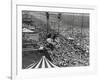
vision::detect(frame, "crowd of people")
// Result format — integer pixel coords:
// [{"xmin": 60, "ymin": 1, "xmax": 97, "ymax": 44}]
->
[
  {"xmin": 22, "ymin": 11, "xmax": 89, "ymax": 67},
  {"xmin": 37, "ymin": 28, "xmax": 89, "ymax": 67}
]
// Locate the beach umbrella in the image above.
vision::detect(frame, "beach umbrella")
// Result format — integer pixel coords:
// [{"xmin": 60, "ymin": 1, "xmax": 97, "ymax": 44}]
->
[{"xmin": 25, "ymin": 56, "xmax": 58, "ymax": 69}]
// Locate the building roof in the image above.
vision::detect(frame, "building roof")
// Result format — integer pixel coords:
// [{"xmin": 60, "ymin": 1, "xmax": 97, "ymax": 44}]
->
[{"xmin": 22, "ymin": 28, "xmax": 34, "ymax": 32}]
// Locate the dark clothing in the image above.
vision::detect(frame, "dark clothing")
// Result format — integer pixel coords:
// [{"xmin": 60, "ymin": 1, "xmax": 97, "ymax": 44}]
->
[
  {"xmin": 46, "ymin": 43, "xmax": 55, "ymax": 51},
  {"xmin": 38, "ymin": 48, "xmax": 52, "ymax": 61}
]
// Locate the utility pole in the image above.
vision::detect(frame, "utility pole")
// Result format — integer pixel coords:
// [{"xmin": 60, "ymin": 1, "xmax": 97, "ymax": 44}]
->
[
  {"xmin": 57, "ymin": 13, "xmax": 61, "ymax": 34},
  {"xmin": 46, "ymin": 12, "xmax": 49, "ymax": 34},
  {"xmin": 80, "ymin": 13, "xmax": 84, "ymax": 47},
  {"xmin": 72, "ymin": 13, "xmax": 74, "ymax": 36}
]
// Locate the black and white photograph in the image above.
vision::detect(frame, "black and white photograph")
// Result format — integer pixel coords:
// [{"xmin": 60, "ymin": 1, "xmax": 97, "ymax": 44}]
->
[
  {"xmin": 10, "ymin": 2, "xmax": 97, "ymax": 79},
  {"xmin": 22, "ymin": 11, "xmax": 90, "ymax": 69}
]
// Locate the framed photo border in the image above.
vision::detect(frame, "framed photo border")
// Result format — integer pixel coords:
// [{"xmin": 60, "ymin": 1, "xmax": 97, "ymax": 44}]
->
[{"xmin": 11, "ymin": 2, "xmax": 97, "ymax": 80}]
